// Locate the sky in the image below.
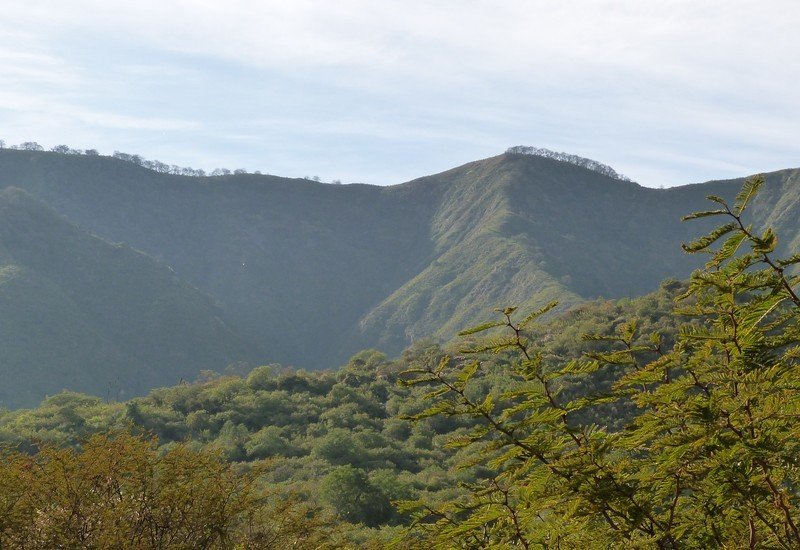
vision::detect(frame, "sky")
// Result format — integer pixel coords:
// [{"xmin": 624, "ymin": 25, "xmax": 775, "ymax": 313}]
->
[{"xmin": 1, "ymin": 0, "xmax": 798, "ymax": 188}]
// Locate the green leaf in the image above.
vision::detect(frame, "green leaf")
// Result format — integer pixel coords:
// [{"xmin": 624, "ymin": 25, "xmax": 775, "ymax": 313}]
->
[
  {"xmin": 455, "ymin": 361, "xmax": 479, "ymax": 386},
  {"xmin": 710, "ymin": 231, "xmax": 746, "ymax": 266},
  {"xmin": 706, "ymin": 195, "xmax": 730, "ymax": 208},
  {"xmin": 460, "ymin": 336, "xmax": 519, "ymax": 354},
  {"xmin": 434, "ymin": 356, "xmax": 450, "ymax": 374},
  {"xmin": 617, "ymin": 319, "xmax": 638, "ymax": 342},
  {"xmin": 458, "ymin": 321, "xmax": 505, "ymax": 336},
  {"xmin": 681, "ymin": 209, "xmax": 728, "ymax": 221},
  {"xmin": 739, "ymin": 293, "xmax": 785, "ymax": 336},
  {"xmin": 733, "ymin": 175, "xmax": 764, "ymax": 215},
  {"xmin": 557, "ymin": 359, "xmax": 601, "ymax": 376},
  {"xmin": 480, "ymin": 394, "xmax": 494, "ymax": 414},
  {"xmin": 581, "ymin": 333, "xmax": 621, "ymax": 342},
  {"xmin": 518, "ymin": 301, "xmax": 558, "ymax": 329},
  {"xmin": 752, "ymin": 227, "xmax": 778, "ymax": 254},
  {"xmin": 682, "ymin": 222, "xmax": 737, "ymax": 253},
  {"xmin": 778, "ymin": 253, "xmax": 800, "ymax": 267},
  {"xmin": 585, "ymin": 349, "xmax": 637, "ymax": 365}
]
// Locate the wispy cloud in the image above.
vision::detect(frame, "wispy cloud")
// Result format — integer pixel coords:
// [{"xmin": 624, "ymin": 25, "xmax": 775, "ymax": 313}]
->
[{"xmin": 0, "ymin": 1, "xmax": 797, "ymax": 186}]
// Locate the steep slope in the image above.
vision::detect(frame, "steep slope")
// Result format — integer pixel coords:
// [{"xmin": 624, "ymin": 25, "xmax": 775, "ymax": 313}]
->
[
  {"xmin": 354, "ymin": 154, "xmax": 584, "ymax": 351},
  {"xmin": 0, "ymin": 149, "xmax": 797, "ymax": 375},
  {"xmin": 0, "ymin": 150, "xmax": 442, "ymax": 367},
  {"xmin": 356, "ymin": 155, "xmax": 800, "ymax": 350},
  {"xmin": 0, "ymin": 188, "xmax": 250, "ymax": 407}
]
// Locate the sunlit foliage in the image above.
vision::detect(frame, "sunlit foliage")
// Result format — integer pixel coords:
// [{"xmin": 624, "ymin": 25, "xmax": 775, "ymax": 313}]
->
[{"xmin": 397, "ymin": 176, "xmax": 800, "ymax": 548}]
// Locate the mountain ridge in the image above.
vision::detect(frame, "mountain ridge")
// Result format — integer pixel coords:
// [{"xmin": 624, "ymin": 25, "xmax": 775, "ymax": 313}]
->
[{"xmin": 0, "ymin": 148, "xmax": 798, "ymax": 406}]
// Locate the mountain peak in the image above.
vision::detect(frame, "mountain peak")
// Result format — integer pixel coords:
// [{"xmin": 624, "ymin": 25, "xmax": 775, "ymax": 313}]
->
[{"xmin": 505, "ymin": 145, "xmax": 631, "ymax": 182}]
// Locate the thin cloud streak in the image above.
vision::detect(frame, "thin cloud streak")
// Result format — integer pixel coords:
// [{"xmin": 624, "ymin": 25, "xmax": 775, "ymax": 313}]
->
[{"xmin": 0, "ymin": 1, "xmax": 797, "ymax": 187}]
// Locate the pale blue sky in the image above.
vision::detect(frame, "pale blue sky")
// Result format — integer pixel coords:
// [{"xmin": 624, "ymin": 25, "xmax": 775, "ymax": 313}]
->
[{"xmin": 1, "ymin": 1, "xmax": 798, "ymax": 187}]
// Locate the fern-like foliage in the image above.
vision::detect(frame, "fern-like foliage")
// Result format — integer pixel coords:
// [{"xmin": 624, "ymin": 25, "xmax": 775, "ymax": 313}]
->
[{"xmin": 394, "ymin": 175, "xmax": 800, "ymax": 549}]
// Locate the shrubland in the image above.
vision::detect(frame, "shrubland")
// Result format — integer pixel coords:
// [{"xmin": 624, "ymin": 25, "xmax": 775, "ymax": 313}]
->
[{"xmin": 0, "ymin": 284, "xmax": 684, "ymax": 546}]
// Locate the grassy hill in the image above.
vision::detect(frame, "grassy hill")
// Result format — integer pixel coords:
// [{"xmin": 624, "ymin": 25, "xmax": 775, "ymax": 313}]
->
[
  {"xmin": 0, "ymin": 148, "xmax": 798, "ymax": 399},
  {"xmin": 0, "ymin": 188, "xmax": 250, "ymax": 407}
]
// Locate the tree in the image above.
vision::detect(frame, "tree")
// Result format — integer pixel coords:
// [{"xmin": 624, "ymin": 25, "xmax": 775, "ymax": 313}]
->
[
  {"xmin": 397, "ymin": 176, "xmax": 800, "ymax": 548},
  {"xmin": 245, "ymin": 425, "xmax": 291, "ymax": 459},
  {"xmin": 0, "ymin": 431, "xmax": 263, "ymax": 547},
  {"xmin": 312, "ymin": 428, "xmax": 363, "ymax": 465},
  {"xmin": 320, "ymin": 465, "xmax": 393, "ymax": 526}
]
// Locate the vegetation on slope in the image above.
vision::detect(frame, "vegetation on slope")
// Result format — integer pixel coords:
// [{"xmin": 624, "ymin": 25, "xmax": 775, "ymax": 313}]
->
[
  {"xmin": 0, "ymin": 148, "xmax": 442, "ymax": 370},
  {"xmin": 0, "ymin": 280, "xmax": 687, "ymax": 544},
  {"xmin": 1, "ymin": 176, "xmax": 798, "ymax": 547},
  {"xmin": 0, "ymin": 147, "xmax": 798, "ymax": 405},
  {"xmin": 2, "ymin": 148, "xmax": 798, "ymax": 384},
  {"xmin": 399, "ymin": 176, "xmax": 800, "ymax": 547},
  {"xmin": 0, "ymin": 431, "xmax": 348, "ymax": 548},
  {"xmin": 0, "ymin": 188, "xmax": 249, "ymax": 408}
]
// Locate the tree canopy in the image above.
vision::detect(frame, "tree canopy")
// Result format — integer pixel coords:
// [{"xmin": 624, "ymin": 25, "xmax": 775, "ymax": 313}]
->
[{"xmin": 397, "ymin": 176, "xmax": 800, "ymax": 548}]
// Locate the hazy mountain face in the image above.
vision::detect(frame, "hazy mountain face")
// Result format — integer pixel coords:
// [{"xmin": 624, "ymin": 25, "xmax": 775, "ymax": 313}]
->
[
  {"xmin": 0, "ymin": 187, "xmax": 250, "ymax": 407},
  {"xmin": 0, "ymin": 148, "xmax": 797, "ymax": 405}
]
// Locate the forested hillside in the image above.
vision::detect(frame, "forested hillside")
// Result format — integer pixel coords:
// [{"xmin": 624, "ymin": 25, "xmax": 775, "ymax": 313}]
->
[
  {"xmin": 0, "ymin": 280, "xmax": 685, "ymax": 544},
  {"xmin": 0, "ymin": 148, "xmax": 798, "ymax": 404},
  {"xmin": 0, "ymin": 188, "xmax": 249, "ymax": 407},
  {"xmin": 1, "ymin": 175, "xmax": 799, "ymax": 547}
]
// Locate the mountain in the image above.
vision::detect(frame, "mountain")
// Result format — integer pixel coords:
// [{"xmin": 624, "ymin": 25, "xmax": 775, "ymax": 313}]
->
[
  {"xmin": 0, "ymin": 187, "xmax": 249, "ymax": 407},
  {"xmin": 0, "ymin": 148, "xmax": 798, "ymax": 397}
]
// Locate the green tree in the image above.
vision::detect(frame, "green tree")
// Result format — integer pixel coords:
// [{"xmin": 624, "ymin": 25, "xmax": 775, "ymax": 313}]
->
[
  {"xmin": 397, "ymin": 176, "xmax": 800, "ymax": 548},
  {"xmin": 312, "ymin": 428, "xmax": 364, "ymax": 466},
  {"xmin": 0, "ymin": 431, "xmax": 350, "ymax": 548},
  {"xmin": 0, "ymin": 431, "xmax": 259, "ymax": 547},
  {"xmin": 320, "ymin": 465, "xmax": 393, "ymax": 527}
]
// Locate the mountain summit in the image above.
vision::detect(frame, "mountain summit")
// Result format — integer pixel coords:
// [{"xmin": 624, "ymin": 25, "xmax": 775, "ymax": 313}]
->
[{"xmin": 505, "ymin": 146, "xmax": 632, "ymax": 181}]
